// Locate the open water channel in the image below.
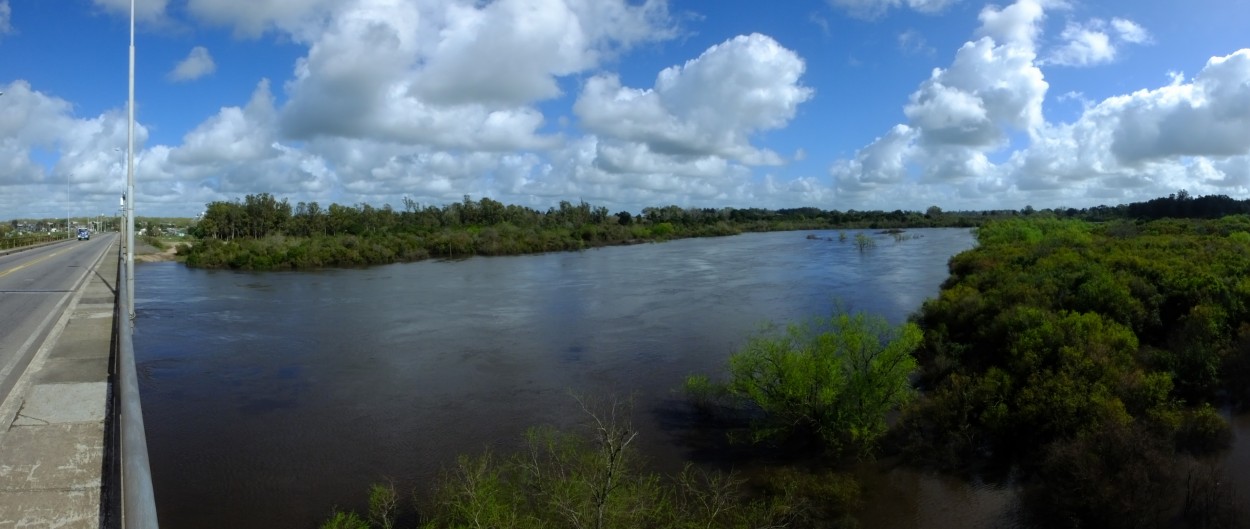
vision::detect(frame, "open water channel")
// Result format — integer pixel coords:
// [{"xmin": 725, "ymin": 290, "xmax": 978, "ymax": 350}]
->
[{"xmin": 132, "ymin": 228, "xmax": 1247, "ymax": 528}]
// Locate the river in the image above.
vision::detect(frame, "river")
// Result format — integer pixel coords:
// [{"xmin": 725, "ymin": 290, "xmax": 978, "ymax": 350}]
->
[{"xmin": 130, "ymin": 228, "xmax": 1246, "ymax": 528}]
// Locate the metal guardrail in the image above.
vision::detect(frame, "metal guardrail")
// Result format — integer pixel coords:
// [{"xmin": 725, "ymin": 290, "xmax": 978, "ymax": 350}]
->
[
  {"xmin": 117, "ymin": 247, "xmax": 159, "ymax": 528},
  {"xmin": 0, "ymin": 234, "xmax": 62, "ymax": 250}
]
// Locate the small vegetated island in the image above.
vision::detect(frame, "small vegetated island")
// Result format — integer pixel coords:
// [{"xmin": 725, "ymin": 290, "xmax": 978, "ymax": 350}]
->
[{"xmin": 179, "ymin": 193, "xmax": 1250, "ymax": 528}]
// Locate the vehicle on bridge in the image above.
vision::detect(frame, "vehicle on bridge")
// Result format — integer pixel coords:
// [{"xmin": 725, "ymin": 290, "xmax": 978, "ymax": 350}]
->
[{"xmin": 77, "ymin": 228, "xmax": 90, "ymax": 240}]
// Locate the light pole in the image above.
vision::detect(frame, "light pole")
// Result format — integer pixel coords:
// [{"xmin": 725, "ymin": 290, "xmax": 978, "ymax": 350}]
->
[
  {"xmin": 115, "ymin": 148, "xmax": 125, "ymax": 242},
  {"xmin": 125, "ymin": 0, "xmax": 136, "ymax": 319}
]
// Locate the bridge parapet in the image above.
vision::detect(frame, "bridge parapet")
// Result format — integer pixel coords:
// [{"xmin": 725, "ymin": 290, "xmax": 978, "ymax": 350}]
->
[{"xmin": 0, "ymin": 238, "xmax": 157, "ymax": 528}]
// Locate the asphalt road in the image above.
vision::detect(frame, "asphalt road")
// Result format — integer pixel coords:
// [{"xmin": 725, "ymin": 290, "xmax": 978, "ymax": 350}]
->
[{"xmin": 0, "ymin": 232, "xmax": 117, "ymax": 407}]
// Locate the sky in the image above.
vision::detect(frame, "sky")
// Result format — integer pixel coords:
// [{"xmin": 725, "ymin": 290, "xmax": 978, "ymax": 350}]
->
[{"xmin": 1, "ymin": 0, "xmax": 1248, "ymax": 219}]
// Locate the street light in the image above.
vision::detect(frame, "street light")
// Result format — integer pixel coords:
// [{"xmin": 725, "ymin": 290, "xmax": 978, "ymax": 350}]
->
[
  {"xmin": 114, "ymin": 148, "xmax": 125, "ymax": 240},
  {"xmin": 125, "ymin": 0, "xmax": 136, "ymax": 319}
]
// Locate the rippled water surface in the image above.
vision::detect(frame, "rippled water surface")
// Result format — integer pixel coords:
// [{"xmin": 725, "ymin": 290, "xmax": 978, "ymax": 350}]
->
[{"xmin": 136, "ymin": 229, "xmax": 1013, "ymax": 528}]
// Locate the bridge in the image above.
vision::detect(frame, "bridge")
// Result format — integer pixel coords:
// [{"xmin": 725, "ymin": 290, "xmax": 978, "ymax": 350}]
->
[{"xmin": 0, "ymin": 234, "xmax": 155, "ymax": 528}]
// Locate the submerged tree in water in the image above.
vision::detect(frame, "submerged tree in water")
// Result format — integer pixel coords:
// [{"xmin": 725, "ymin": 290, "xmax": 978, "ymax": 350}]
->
[{"xmin": 689, "ymin": 310, "xmax": 921, "ymax": 458}]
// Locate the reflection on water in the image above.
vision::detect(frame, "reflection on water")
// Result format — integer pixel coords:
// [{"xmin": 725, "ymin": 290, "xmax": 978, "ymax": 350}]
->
[
  {"xmin": 1226, "ymin": 411, "xmax": 1250, "ymax": 507},
  {"xmin": 137, "ymin": 228, "xmax": 1222, "ymax": 528}
]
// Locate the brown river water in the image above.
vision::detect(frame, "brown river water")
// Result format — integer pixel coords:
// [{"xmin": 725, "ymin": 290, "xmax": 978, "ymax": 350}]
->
[{"xmin": 132, "ymin": 229, "xmax": 1249, "ymax": 528}]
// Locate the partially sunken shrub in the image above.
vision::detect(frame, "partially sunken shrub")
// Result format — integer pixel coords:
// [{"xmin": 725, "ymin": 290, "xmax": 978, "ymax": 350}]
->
[
  {"xmin": 689, "ymin": 310, "xmax": 921, "ymax": 458},
  {"xmin": 1175, "ymin": 405, "xmax": 1233, "ymax": 456},
  {"xmin": 1031, "ymin": 421, "xmax": 1179, "ymax": 529}
]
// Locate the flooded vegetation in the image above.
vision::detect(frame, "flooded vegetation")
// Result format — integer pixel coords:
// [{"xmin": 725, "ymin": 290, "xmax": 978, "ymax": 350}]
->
[
  {"xmin": 137, "ymin": 229, "xmax": 981, "ymax": 528},
  {"xmin": 901, "ymin": 216, "xmax": 1250, "ymax": 528},
  {"xmin": 139, "ymin": 197, "xmax": 1250, "ymax": 528}
]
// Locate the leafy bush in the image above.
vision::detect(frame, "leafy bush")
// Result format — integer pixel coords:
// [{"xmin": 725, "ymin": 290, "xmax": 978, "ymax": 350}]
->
[
  {"xmin": 1032, "ymin": 422, "xmax": 1179, "ymax": 529},
  {"xmin": 1175, "ymin": 405, "xmax": 1232, "ymax": 455},
  {"xmin": 320, "ymin": 483, "xmax": 399, "ymax": 529},
  {"xmin": 908, "ymin": 215, "xmax": 1250, "ymax": 525},
  {"xmin": 327, "ymin": 395, "xmax": 860, "ymax": 529},
  {"xmin": 689, "ymin": 311, "xmax": 921, "ymax": 457},
  {"xmin": 320, "ymin": 510, "xmax": 370, "ymax": 529},
  {"xmin": 755, "ymin": 467, "xmax": 862, "ymax": 526},
  {"xmin": 413, "ymin": 396, "xmax": 830, "ymax": 529},
  {"xmin": 141, "ymin": 234, "xmax": 168, "ymax": 250},
  {"xmin": 853, "ymin": 233, "xmax": 875, "ymax": 252},
  {"xmin": 681, "ymin": 374, "xmax": 724, "ymax": 415}
]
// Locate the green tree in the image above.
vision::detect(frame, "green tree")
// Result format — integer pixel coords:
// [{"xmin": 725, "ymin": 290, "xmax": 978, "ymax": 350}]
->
[
  {"xmin": 413, "ymin": 395, "xmax": 814, "ymax": 529},
  {"xmin": 712, "ymin": 311, "xmax": 922, "ymax": 456},
  {"xmin": 242, "ymin": 192, "xmax": 291, "ymax": 238}
]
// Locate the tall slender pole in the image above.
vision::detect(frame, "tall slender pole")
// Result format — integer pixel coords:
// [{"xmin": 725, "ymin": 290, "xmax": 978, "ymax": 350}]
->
[{"xmin": 126, "ymin": 0, "xmax": 136, "ymax": 319}]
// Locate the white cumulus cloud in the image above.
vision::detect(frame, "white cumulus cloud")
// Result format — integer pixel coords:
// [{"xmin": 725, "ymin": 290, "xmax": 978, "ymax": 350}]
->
[
  {"xmin": 91, "ymin": 0, "xmax": 170, "ymax": 23},
  {"xmin": 832, "ymin": 125, "xmax": 917, "ymax": 192},
  {"xmin": 168, "ymin": 46, "xmax": 217, "ymax": 82},
  {"xmin": 170, "ymin": 79, "xmax": 280, "ymax": 165},
  {"xmin": 1106, "ymin": 50, "xmax": 1250, "ymax": 164},
  {"xmin": 277, "ymin": 0, "xmax": 673, "ymax": 152},
  {"xmin": 1111, "ymin": 17, "xmax": 1151, "ymax": 44},
  {"xmin": 1045, "ymin": 20, "xmax": 1115, "ymax": 66},
  {"xmin": 0, "ymin": 1, "xmax": 12, "ymax": 35},
  {"xmin": 185, "ymin": 0, "xmax": 337, "ymax": 38},
  {"xmin": 828, "ymin": 0, "xmax": 961, "ymax": 19},
  {"xmin": 0, "ymin": 80, "xmax": 151, "ymax": 214},
  {"xmin": 898, "ymin": 29, "xmax": 935, "ymax": 56},
  {"xmin": 575, "ymin": 33, "xmax": 813, "ymax": 168},
  {"xmin": 1043, "ymin": 17, "xmax": 1150, "ymax": 67},
  {"xmin": 836, "ymin": 0, "xmax": 1047, "ymax": 201},
  {"xmin": 831, "ymin": 0, "xmax": 1250, "ymax": 211}
]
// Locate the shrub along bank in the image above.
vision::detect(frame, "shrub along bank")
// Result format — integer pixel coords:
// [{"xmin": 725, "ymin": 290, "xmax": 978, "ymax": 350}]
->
[{"xmin": 902, "ymin": 216, "xmax": 1250, "ymax": 528}]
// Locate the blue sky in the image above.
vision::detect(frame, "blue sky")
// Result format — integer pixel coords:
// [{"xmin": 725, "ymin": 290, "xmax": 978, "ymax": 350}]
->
[{"xmin": 1, "ymin": 0, "xmax": 1249, "ymax": 219}]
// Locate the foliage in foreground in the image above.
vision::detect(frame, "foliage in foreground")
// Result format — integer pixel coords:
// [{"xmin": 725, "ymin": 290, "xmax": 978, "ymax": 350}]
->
[
  {"xmin": 686, "ymin": 311, "xmax": 921, "ymax": 459},
  {"xmin": 902, "ymin": 216, "xmax": 1249, "ymax": 528},
  {"xmin": 324, "ymin": 397, "xmax": 861, "ymax": 529}
]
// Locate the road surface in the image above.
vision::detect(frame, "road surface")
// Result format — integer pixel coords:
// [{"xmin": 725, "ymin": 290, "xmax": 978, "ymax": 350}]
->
[{"xmin": 0, "ymin": 232, "xmax": 117, "ymax": 408}]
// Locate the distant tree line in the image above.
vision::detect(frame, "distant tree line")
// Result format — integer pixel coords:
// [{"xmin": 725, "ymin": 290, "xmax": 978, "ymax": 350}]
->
[
  {"xmin": 1124, "ymin": 189, "xmax": 1250, "ymax": 219},
  {"xmin": 188, "ymin": 193, "xmax": 984, "ymax": 244},
  {"xmin": 179, "ymin": 194, "xmax": 993, "ymax": 269},
  {"xmin": 178, "ymin": 190, "xmax": 1250, "ymax": 270}
]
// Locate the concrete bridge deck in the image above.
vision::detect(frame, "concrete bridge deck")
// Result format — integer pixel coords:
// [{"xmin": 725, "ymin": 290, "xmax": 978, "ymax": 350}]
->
[{"xmin": 0, "ymin": 238, "xmax": 118, "ymax": 527}]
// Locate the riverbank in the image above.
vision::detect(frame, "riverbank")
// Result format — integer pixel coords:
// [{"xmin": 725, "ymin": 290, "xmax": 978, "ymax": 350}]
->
[
  {"xmin": 135, "ymin": 244, "xmax": 180, "ymax": 262},
  {"xmin": 134, "ymin": 238, "xmax": 186, "ymax": 263}
]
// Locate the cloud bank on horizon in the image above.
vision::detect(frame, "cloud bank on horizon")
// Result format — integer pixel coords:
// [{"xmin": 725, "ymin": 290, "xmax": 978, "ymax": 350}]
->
[{"xmin": 1, "ymin": 0, "xmax": 1248, "ymax": 218}]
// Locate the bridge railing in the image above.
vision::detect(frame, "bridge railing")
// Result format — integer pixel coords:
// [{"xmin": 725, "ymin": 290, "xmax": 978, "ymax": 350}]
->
[
  {"xmin": 117, "ymin": 248, "xmax": 159, "ymax": 528},
  {"xmin": 0, "ymin": 234, "xmax": 62, "ymax": 250}
]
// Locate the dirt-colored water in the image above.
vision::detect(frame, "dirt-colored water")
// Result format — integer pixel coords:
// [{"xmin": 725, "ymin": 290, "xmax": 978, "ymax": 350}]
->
[{"xmin": 133, "ymin": 229, "xmax": 1248, "ymax": 528}]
